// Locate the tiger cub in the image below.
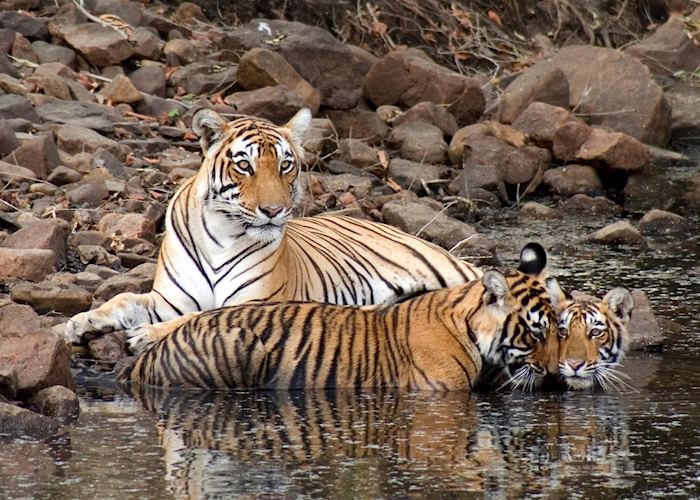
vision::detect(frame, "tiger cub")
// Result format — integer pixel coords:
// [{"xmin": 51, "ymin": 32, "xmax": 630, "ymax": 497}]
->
[
  {"xmin": 550, "ymin": 284, "xmax": 634, "ymax": 390},
  {"xmin": 65, "ymin": 108, "xmax": 480, "ymax": 346},
  {"xmin": 119, "ymin": 243, "xmax": 561, "ymax": 391}
]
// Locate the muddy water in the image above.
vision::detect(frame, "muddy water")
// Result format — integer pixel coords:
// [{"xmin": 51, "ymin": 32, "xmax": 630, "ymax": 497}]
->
[{"xmin": 1, "ymin": 213, "xmax": 699, "ymax": 499}]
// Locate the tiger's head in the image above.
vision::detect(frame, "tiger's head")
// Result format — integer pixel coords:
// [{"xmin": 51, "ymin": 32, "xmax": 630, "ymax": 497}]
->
[
  {"xmin": 550, "ymin": 285, "xmax": 634, "ymax": 390},
  {"xmin": 477, "ymin": 243, "xmax": 562, "ymax": 391},
  {"xmin": 191, "ymin": 108, "xmax": 311, "ymax": 242}
]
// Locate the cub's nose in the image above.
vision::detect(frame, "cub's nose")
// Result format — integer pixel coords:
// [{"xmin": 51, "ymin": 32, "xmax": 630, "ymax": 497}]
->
[{"xmin": 260, "ymin": 205, "xmax": 284, "ymax": 218}]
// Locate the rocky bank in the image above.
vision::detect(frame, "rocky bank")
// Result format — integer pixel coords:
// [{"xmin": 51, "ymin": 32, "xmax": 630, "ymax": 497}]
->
[{"xmin": 0, "ymin": 0, "xmax": 697, "ymax": 434}]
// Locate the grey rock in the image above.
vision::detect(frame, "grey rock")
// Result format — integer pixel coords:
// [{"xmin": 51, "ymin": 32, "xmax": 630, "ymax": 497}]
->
[
  {"xmin": 27, "ymin": 385, "xmax": 79, "ymax": 422},
  {"xmin": 129, "ymin": 64, "xmax": 166, "ymax": 98},
  {"xmin": 588, "ymin": 220, "xmax": 647, "ymax": 247},
  {"xmin": 0, "ymin": 402, "xmax": 60, "ymax": 440},
  {"xmin": 387, "ymin": 158, "xmax": 449, "ymax": 192},
  {"xmin": 560, "ymin": 194, "xmax": 623, "ymax": 216},
  {"xmin": 543, "ymin": 165, "xmax": 603, "ymax": 197},
  {"xmin": 225, "ymin": 85, "xmax": 308, "ymax": 124},
  {"xmin": 0, "ymin": 11, "xmax": 48, "ymax": 40},
  {"xmin": 169, "ymin": 62, "xmax": 237, "ymax": 96},
  {"xmin": 31, "ymin": 40, "xmax": 77, "ymax": 67},
  {"xmin": 36, "ymin": 99, "xmax": 121, "ymax": 132},
  {"xmin": 10, "ymin": 281, "xmax": 92, "ymax": 315},
  {"xmin": 500, "ymin": 60, "xmax": 569, "ymax": 123},
  {"xmin": 0, "ymin": 94, "xmax": 40, "ymax": 124},
  {"xmin": 638, "ymin": 209, "xmax": 694, "ymax": 237},
  {"xmin": 387, "ymin": 122, "xmax": 447, "ymax": 164}
]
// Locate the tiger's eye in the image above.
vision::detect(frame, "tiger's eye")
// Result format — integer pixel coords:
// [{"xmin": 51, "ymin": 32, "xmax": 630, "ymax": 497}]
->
[
  {"xmin": 590, "ymin": 328, "xmax": 603, "ymax": 338},
  {"xmin": 280, "ymin": 160, "xmax": 294, "ymax": 173},
  {"xmin": 235, "ymin": 160, "xmax": 253, "ymax": 174},
  {"xmin": 558, "ymin": 327, "xmax": 568, "ymax": 338}
]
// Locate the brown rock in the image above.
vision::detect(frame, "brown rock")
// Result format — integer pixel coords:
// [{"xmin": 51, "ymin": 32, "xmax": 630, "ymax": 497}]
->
[
  {"xmin": 0, "ymin": 121, "xmax": 19, "ymax": 157},
  {"xmin": 77, "ymin": 244, "xmax": 121, "ymax": 268},
  {"xmin": 27, "ymin": 74, "xmax": 72, "ymax": 100},
  {"xmin": 0, "ymin": 73, "xmax": 29, "ymax": 95},
  {"xmin": 324, "ymin": 109, "xmax": 389, "ymax": 145},
  {"xmin": 10, "ymin": 281, "xmax": 92, "ymax": 315},
  {"xmin": 392, "ymin": 101, "xmax": 459, "ymax": 137},
  {"xmin": 1, "ymin": 134, "xmax": 60, "ymax": 180},
  {"xmin": 169, "ymin": 63, "xmax": 237, "ymax": 96},
  {"xmin": 336, "ymin": 139, "xmax": 379, "ymax": 170},
  {"xmin": 0, "ymin": 403, "xmax": 60, "ymax": 440},
  {"xmin": 61, "ymin": 22, "xmax": 133, "ymax": 67},
  {"xmin": 88, "ymin": 331, "xmax": 128, "ymax": 363},
  {"xmin": 129, "ymin": 64, "xmax": 166, "ymax": 98},
  {"xmin": 363, "ymin": 48, "xmax": 484, "ymax": 125},
  {"xmin": 499, "ymin": 60, "xmax": 569, "ymax": 123},
  {"xmin": 27, "ymin": 385, "xmax": 79, "ymax": 422},
  {"xmin": 627, "ymin": 290, "xmax": 665, "ymax": 351},
  {"xmin": 387, "ymin": 122, "xmax": 447, "ymax": 164},
  {"xmin": 225, "ymin": 86, "xmax": 308, "ymax": 124},
  {"xmin": 93, "ymin": 274, "xmax": 153, "ymax": 302},
  {"xmin": 0, "ymin": 248, "xmax": 54, "ymax": 281},
  {"xmin": 520, "ymin": 201, "xmax": 560, "ymax": 220},
  {"xmin": 638, "ymin": 209, "xmax": 694, "ymax": 237},
  {"xmin": 66, "ymin": 179, "xmax": 110, "ymax": 207},
  {"xmin": 32, "ymin": 40, "xmax": 77, "ymax": 67},
  {"xmin": 623, "ymin": 170, "xmax": 682, "ymax": 212},
  {"xmin": 163, "ymin": 38, "xmax": 199, "ymax": 65},
  {"xmin": 575, "ymin": 128, "xmax": 649, "ymax": 172},
  {"xmin": 129, "ymin": 27, "xmax": 164, "ymax": 60},
  {"xmin": 552, "ymin": 121, "xmax": 593, "ymax": 161},
  {"xmin": 56, "ymin": 123, "xmax": 128, "ymax": 160},
  {"xmin": 589, "ymin": 220, "xmax": 647, "ymax": 246},
  {"xmin": 551, "ymin": 45, "xmax": 671, "ymax": 146},
  {"xmin": 98, "ymin": 213, "xmax": 156, "ymax": 242},
  {"xmin": 2, "ymin": 220, "xmax": 67, "ymax": 266},
  {"xmin": 387, "ymin": 158, "xmax": 449, "ymax": 192},
  {"xmin": 543, "ymin": 165, "xmax": 603, "ymax": 197},
  {"xmin": 511, "ymin": 102, "xmax": 583, "ymax": 148},
  {"xmin": 98, "ymin": 74, "xmax": 142, "ymax": 104}
]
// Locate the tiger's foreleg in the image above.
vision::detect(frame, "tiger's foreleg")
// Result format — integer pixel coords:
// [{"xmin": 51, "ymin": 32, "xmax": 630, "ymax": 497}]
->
[
  {"xmin": 125, "ymin": 312, "xmax": 202, "ymax": 354},
  {"xmin": 64, "ymin": 291, "xmax": 181, "ymax": 345}
]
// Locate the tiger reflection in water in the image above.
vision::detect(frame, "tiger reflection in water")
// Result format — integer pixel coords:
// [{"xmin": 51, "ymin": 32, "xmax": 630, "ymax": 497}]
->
[{"xmin": 131, "ymin": 386, "xmax": 636, "ymax": 498}]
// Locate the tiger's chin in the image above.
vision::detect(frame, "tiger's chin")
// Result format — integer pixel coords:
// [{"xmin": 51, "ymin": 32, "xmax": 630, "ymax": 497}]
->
[
  {"xmin": 563, "ymin": 375, "xmax": 595, "ymax": 391},
  {"xmin": 247, "ymin": 223, "xmax": 284, "ymax": 243}
]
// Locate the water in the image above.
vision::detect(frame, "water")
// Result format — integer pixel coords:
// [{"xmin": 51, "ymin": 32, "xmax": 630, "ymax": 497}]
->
[{"xmin": 1, "ymin": 212, "xmax": 699, "ymax": 499}]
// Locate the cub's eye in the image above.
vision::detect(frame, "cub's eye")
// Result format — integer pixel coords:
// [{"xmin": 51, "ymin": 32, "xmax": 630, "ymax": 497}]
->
[
  {"xmin": 234, "ymin": 160, "xmax": 253, "ymax": 175},
  {"xmin": 529, "ymin": 328, "xmax": 544, "ymax": 342},
  {"xmin": 280, "ymin": 160, "xmax": 294, "ymax": 174},
  {"xmin": 590, "ymin": 328, "xmax": 604, "ymax": 338},
  {"xmin": 558, "ymin": 327, "xmax": 568, "ymax": 338}
]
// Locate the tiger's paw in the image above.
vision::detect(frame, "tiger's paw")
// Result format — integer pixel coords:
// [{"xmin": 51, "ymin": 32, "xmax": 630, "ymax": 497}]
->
[
  {"xmin": 125, "ymin": 325, "xmax": 158, "ymax": 354},
  {"xmin": 64, "ymin": 311, "xmax": 106, "ymax": 344}
]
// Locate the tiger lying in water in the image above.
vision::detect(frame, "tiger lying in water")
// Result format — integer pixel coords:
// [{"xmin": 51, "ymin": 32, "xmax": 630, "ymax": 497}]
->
[
  {"xmin": 549, "ymin": 283, "xmax": 635, "ymax": 391},
  {"xmin": 118, "ymin": 243, "xmax": 561, "ymax": 391},
  {"xmin": 65, "ymin": 108, "xmax": 480, "ymax": 346}
]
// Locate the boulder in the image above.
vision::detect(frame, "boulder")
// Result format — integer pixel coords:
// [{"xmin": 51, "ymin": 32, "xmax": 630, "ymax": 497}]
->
[
  {"xmin": 0, "ymin": 134, "xmax": 60, "ymax": 180},
  {"xmin": 623, "ymin": 170, "xmax": 684, "ymax": 212},
  {"xmin": 363, "ymin": 48, "xmax": 484, "ymax": 125},
  {"xmin": 323, "ymin": 109, "xmax": 389, "ymax": 145},
  {"xmin": 61, "ymin": 22, "xmax": 133, "ymax": 67},
  {"xmin": 335, "ymin": 139, "xmax": 379, "ymax": 170},
  {"xmin": 88, "ymin": 331, "xmax": 129, "ymax": 363},
  {"xmin": 93, "ymin": 274, "xmax": 153, "ymax": 302},
  {"xmin": 56, "ymin": 123, "xmax": 128, "ymax": 160},
  {"xmin": 387, "ymin": 158, "xmax": 449, "ymax": 192},
  {"xmin": 550, "ymin": 45, "xmax": 671, "ymax": 146},
  {"xmin": 664, "ymin": 82, "xmax": 700, "ymax": 145},
  {"xmin": 10, "ymin": 281, "xmax": 92, "ymax": 315},
  {"xmin": 382, "ymin": 199, "xmax": 477, "ymax": 250},
  {"xmin": 2, "ymin": 220, "xmax": 67, "ymax": 266},
  {"xmin": 0, "ymin": 11, "xmax": 48, "ymax": 40},
  {"xmin": 31, "ymin": 40, "xmax": 77, "ymax": 67},
  {"xmin": 98, "ymin": 213, "xmax": 156, "ymax": 242},
  {"xmin": 224, "ymin": 85, "xmax": 308, "ymax": 124},
  {"xmin": 66, "ymin": 179, "xmax": 110, "ymax": 208},
  {"xmin": 97, "ymin": 74, "xmax": 142, "ymax": 104},
  {"xmin": 169, "ymin": 62, "xmax": 237, "ymax": 96},
  {"xmin": 560, "ymin": 194, "xmax": 622, "ymax": 216},
  {"xmin": 392, "ymin": 101, "xmax": 459, "ymax": 137},
  {"xmin": 163, "ymin": 38, "xmax": 200, "ymax": 65},
  {"xmin": 129, "ymin": 27, "xmax": 164, "ymax": 60},
  {"xmin": 127, "ymin": 64, "xmax": 167, "ymax": 98},
  {"xmin": 0, "ymin": 402, "xmax": 60, "ymax": 440},
  {"xmin": 0, "ymin": 121, "xmax": 19, "ymax": 157},
  {"xmin": 552, "ymin": 121, "xmax": 593, "ymax": 160},
  {"xmin": 0, "ymin": 94, "xmax": 40, "ymax": 124},
  {"xmin": 222, "ymin": 20, "xmax": 364, "ymax": 109},
  {"xmin": 0, "ymin": 248, "xmax": 54, "ymax": 281},
  {"xmin": 387, "ymin": 122, "xmax": 448, "ymax": 164},
  {"xmin": 543, "ymin": 165, "xmax": 603, "ymax": 197},
  {"xmin": 499, "ymin": 60, "xmax": 569, "ymax": 123},
  {"xmin": 47, "ymin": 166, "xmax": 81, "ymax": 185},
  {"xmin": 638, "ymin": 209, "xmax": 695, "ymax": 237},
  {"xmin": 35, "ymin": 99, "xmax": 121, "ymax": 132},
  {"xmin": 627, "ymin": 290, "xmax": 665, "ymax": 351},
  {"xmin": 520, "ymin": 201, "xmax": 560, "ymax": 220},
  {"xmin": 575, "ymin": 128, "xmax": 649, "ymax": 172},
  {"xmin": 27, "ymin": 385, "xmax": 79, "ymax": 423},
  {"xmin": 588, "ymin": 220, "xmax": 647, "ymax": 247},
  {"xmin": 512, "ymin": 102, "xmax": 583, "ymax": 148}
]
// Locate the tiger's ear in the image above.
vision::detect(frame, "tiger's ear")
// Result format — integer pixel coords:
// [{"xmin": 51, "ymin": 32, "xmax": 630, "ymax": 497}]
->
[
  {"xmin": 192, "ymin": 108, "xmax": 227, "ymax": 153},
  {"xmin": 481, "ymin": 270, "xmax": 510, "ymax": 309},
  {"xmin": 545, "ymin": 276, "xmax": 570, "ymax": 311},
  {"xmin": 518, "ymin": 242, "xmax": 547, "ymax": 275},
  {"xmin": 283, "ymin": 107, "xmax": 312, "ymax": 147},
  {"xmin": 603, "ymin": 287, "xmax": 634, "ymax": 324}
]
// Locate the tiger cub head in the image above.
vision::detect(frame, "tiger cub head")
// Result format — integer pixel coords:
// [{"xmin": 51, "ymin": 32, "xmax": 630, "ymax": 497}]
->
[
  {"xmin": 191, "ymin": 108, "xmax": 311, "ymax": 242},
  {"xmin": 549, "ymin": 285, "xmax": 634, "ymax": 390},
  {"xmin": 478, "ymin": 243, "xmax": 562, "ymax": 391}
]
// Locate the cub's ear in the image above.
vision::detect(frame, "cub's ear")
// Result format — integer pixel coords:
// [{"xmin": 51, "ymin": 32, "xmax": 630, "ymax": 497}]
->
[
  {"xmin": 283, "ymin": 107, "xmax": 312, "ymax": 147},
  {"xmin": 192, "ymin": 108, "xmax": 227, "ymax": 153},
  {"xmin": 545, "ymin": 276, "xmax": 570, "ymax": 311},
  {"xmin": 603, "ymin": 287, "xmax": 635, "ymax": 323},
  {"xmin": 518, "ymin": 242, "xmax": 547, "ymax": 275},
  {"xmin": 482, "ymin": 270, "xmax": 510, "ymax": 309}
]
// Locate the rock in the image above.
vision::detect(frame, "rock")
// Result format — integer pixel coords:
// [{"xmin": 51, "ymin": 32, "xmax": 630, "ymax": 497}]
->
[
  {"xmin": 0, "ymin": 94, "xmax": 40, "ymax": 123},
  {"xmin": 84, "ymin": 263, "xmax": 120, "ymax": 279},
  {"xmin": 550, "ymin": 45, "xmax": 671, "ymax": 146},
  {"xmin": 11, "ymin": 33, "xmax": 38, "ymax": 64},
  {"xmin": 169, "ymin": 62, "xmax": 237, "ymax": 96},
  {"xmin": 588, "ymin": 220, "xmax": 647, "ymax": 246},
  {"xmin": 163, "ymin": 38, "xmax": 200, "ymax": 65},
  {"xmin": 56, "ymin": 123, "xmax": 128, "ymax": 160},
  {"xmin": 222, "ymin": 20, "xmax": 364, "ymax": 109},
  {"xmin": 448, "ymin": 235, "xmax": 498, "ymax": 267},
  {"xmin": 0, "ymin": 11, "xmax": 48, "ymax": 40},
  {"xmin": 499, "ymin": 60, "xmax": 569, "ymax": 123},
  {"xmin": 552, "ymin": 121, "xmax": 593, "ymax": 160},
  {"xmin": 129, "ymin": 27, "xmax": 164, "ymax": 60},
  {"xmin": 323, "ymin": 109, "xmax": 389, "ymax": 145},
  {"xmin": 2, "ymin": 220, "xmax": 67, "ymax": 266},
  {"xmin": 61, "ymin": 23, "xmax": 134, "ymax": 67},
  {"xmin": 27, "ymin": 385, "xmax": 79, "ymax": 422},
  {"xmin": 97, "ymin": 74, "xmax": 142, "ymax": 104},
  {"xmin": 387, "ymin": 122, "xmax": 448, "ymax": 164},
  {"xmin": 387, "ymin": 158, "xmax": 449, "ymax": 192},
  {"xmin": 315, "ymin": 173, "xmax": 375, "ymax": 199},
  {"xmin": 128, "ymin": 64, "xmax": 166, "ymax": 98},
  {"xmin": 363, "ymin": 48, "xmax": 484, "ymax": 125},
  {"xmin": 93, "ymin": 274, "xmax": 153, "ymax": 302},
  {"xmin": 225, "ymin": 85, "xmax": 308, "ymax": 124},
  {"xmin": 0, "ymin": 365, "xmax": 18, "ymax": 400},
  {"xmin": 236, "ymin": 47, "xmax": 321, "ymax": 113},
  {"xmin": 0, "ymin": 73, "xmax": 29, "ymax": 95},
  {"xmin": 36, "ymin": 99, "xmax": 121, "ymax": 133},
  {"xmin": 511, "ymin": 102, "xmax": 583, "ymax": 148},
  {"xmin": 0, "ymin": 122, "xmax": 19, "ymax": 157},
  {"xmin": 664, "ymin": 82, "xmax": 700, "ymax": 145},
  {"xmin": 10, "ymin": 281, "xmax": 92, "ymax": 315},
  {"xmin": 302, "ymin": 118, "xmax": 334, "ymax": 155},
  {"xmin": 31, "ymin": 40, "xmax": 77, "ymax": 67},
  {"xmin": 1, "ymin": 134, "xmax": 60, "ymax": 180},
  {"xmin": 0, "ymin": 402, "xmax": 60, "ymax": 440},
  {"xmin": 520, "ymin": 201, "xmax": 560, "ymax": 220},
  {"xmin": 88, "ymin": 331, "xmax": 128, "ymax": 363},
  {"xmin": 92, "ymin": 148, "xmax": 127, "ymax": 179},
  {"xmin": 94, "ymin": 0, "xmax": 144, "ymax": 26},
  {"xmin": 0, "ymin": 248, "xmax": 54, "ymax": 281},
  {"xmin": 73, "ymin": 271, "xmax": 103, "ymax": 291},
  {"xmin": 66, "ymin": 179, "xmax": 110, "ymax": 207},
  {"xmin": 638, "ymin": 209, "xmax": 694, "ymax": 237},
  {"xmin": 575, "ymin": 128, "xmax": 649, "ymax": 172},
  {"xmin": 98, "ymin": 213, "xmax": 156, "ymax": 242},
  {"xmin": 543, "ymin": 165, "xmax": 603, "ymax": 197},
  {"xmin": 0, "ymin": 300, "xmax": 74, "ymax": 395},
  {"xmin": 450, "ymin": 164, "xmax": 505, "ymax": 199},
  {"xmin": 77, "ymin": 244, "xmax": 121, "ymax": 268},
  {"xmin": 336, "ymin": 139, "xmax": 379, "ymax": 170},
  {"xmin": 627, "ymin": 290, "xmax": 665, "ymax": 351},
  {"xmin": 623, "ymin": 170, "xmax": 683, "ymax": 212},
  {"xmin": 27, "ymin": 74, "xmax": 72, "ymax": 100},
  {"xmin": 376, "ymin": 104, "xmax": 402, "ymax": 124},
  {"xmin": 625, "ymin": 9, "xmax": 700, "ymax": 77},
  {"xmin": 560, "ymin": 194, "xmax": 623, "ymax": 216},
  {"xmin": 324, "ymin": 160, "xmax": 382, "ymax": 185},
  {"xmin": 47, "ymin": 165, "xmax": 81, "ymax": 185},
  {"xmin": 392, "ymin": 101, "xmax": 459, "ymax": 137},
  {"xmin": 382, "ymin": 199, "xmax": 477, "ymax": 250}
]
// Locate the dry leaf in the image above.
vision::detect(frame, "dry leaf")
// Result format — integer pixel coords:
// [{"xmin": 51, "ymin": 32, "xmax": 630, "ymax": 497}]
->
[
  {"xmin": 377, "ymin": 149, "xmax": 389, "ymax": 170},
  {"xmin": 450, "ymin": 3, "xmax": 473, "ymax": 30},
  {"xmin": 385, "ymin": 178, "xmax": 403, "ymax": 192},
  {"xmin": 488, "ymin": 10, "xmax": 503, "ymax": 27}
]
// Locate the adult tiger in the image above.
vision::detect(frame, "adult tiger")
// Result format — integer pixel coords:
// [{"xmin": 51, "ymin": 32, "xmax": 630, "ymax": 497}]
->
[
  {"xmin": 65, "ymin": 108, "xmax": 480, "ymax": 345},
  {"xmin": 119, "ymin": 243, "xmax": 561, "ymax": 391},
  {"xmin": 550, "ymin": 284, "xmax": 634, "ymax": 390}
]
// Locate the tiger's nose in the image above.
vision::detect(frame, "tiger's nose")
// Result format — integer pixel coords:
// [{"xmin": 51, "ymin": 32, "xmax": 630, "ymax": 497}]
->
[
  {"xmin": 260, "ymin": 206, "xmax": 284, "ymax": 218},
  {"xmin": 569, "ymin": 360, "xmax": 585, "ymax": 371}
]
